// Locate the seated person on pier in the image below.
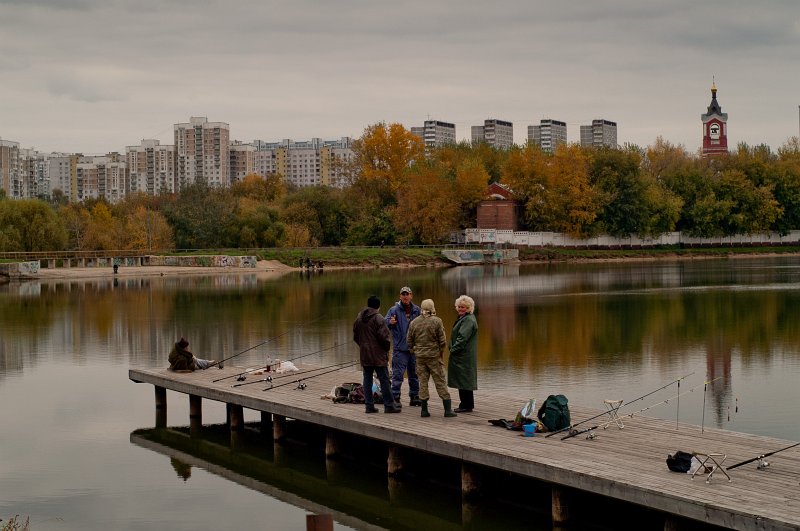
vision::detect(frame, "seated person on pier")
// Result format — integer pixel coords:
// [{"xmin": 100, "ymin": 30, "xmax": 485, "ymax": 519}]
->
[{"xmin": 168, "ymin": 337, "xmax": 215, "ymax": 371}]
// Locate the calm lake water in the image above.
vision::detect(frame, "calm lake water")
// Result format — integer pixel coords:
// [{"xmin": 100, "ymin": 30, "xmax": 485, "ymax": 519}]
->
[{"xmin": 2, "ymin": 256, "xmax": 799, "ymax": 529}]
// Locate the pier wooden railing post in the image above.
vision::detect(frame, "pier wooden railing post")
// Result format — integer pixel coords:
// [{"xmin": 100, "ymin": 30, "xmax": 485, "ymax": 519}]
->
[
  {"xmin": 551, "ymin": 485, "xmax": 572, "ymax": 526},
  {"xmin": 461, "ymin": 463, "xmax": 482, "ymax": 501},
  {"xmin": 154, "ymin": 386, "xmax": 166, "ymax": 428},
  {"xmin": 387, "ymin": 446, "xmax": 404, "ymax": 477}
]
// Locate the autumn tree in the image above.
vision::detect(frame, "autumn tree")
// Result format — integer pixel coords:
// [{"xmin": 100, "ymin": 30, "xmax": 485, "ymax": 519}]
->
[
  {"xmin": 82, "ymin": 202, "xmax": 125, "ymax": 250},
  {"xmin": 122, "ymin": 205, "xmax": 174, "ymax": 250},
  {"xmin": 353, "ymin": 122, "xmax": 425, "ymax": 192},
  {"xmin": 0, "ymin": 199, "xmax": 67, "ymax": 251},
  {"xmin": 280, "ymin": 186, "xmax": 349, "ymax": 246},
  {"xmin": 230, "ymin": 173, "xmax": 286, "ymax": 203},
  {"xmin": 503, "ymin": 144, "xmax": 598, "ymax": 236},
  {"xmin": 394, "ymin": 162, "xmax": 461, "ymax": 244},
  {"xmin": 163, "ymin": 183, "xmax": 237, "ymax": 248}
]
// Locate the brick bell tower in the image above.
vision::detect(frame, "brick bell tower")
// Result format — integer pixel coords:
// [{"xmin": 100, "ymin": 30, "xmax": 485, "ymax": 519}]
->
[{"xmin": 701, "ymin": 80, "xmax": 728, "ymax": 156}]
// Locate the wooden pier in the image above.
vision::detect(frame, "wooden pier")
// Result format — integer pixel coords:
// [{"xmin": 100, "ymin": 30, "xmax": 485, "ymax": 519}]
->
[{"xmin": 129, "ymin": 365, "xmax": 800, "ymax": 531}]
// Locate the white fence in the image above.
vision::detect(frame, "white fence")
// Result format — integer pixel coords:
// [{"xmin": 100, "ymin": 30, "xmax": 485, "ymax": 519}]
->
[{"xmin": 459, "ymin": 229, "xmax": 800, "ymax": 248}]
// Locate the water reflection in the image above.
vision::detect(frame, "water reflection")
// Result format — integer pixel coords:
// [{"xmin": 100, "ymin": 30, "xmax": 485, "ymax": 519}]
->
[{"xmin": 3, "ymin": 257, "xmax": 800, "ymax": 441}]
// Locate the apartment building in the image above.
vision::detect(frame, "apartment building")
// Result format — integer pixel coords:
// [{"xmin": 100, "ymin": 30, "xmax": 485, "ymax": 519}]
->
[
  {"xmin": 252, "ymin": 137, "xmax": 354, "ymax": 188},
  {"xmin": 174, "ymin": 116, "xmax": 230, "ymax": 190},
  {"xmin": 472, "ymin": 119, "xmax": 514, "ymax": 150},
  {"xmin": 411, "ymin": 120, "xmax": 456, "ymax": 149},
  {"xmin": 229, "ymin": 141, "xmax": 255, "ymax": 183},
  {"xmin": 580, "ymin": 119, "xmax": 618, "ymax": 148},
  {"xmin": 126, "ymin": 139, "xmax": 176, "ymax": 196},
  {"xmin": 0, "ymin": 140, "xmax": 22, "ymax": 198},
  {"xmin": 75, "ymin": 153, "xmax": 127, "ymax": 203},
  {"xmin": 528, "ymin": 119, "xmax": 567, "ymax": 153}
]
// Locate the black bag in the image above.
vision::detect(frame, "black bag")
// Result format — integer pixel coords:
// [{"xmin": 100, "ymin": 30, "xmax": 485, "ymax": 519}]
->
[
  {"xmin": 666, "ymin": 451, "xmax": 693, "ymax": 472},
  {"xmin": 347, "ymin": 384, "xmax": 366, "ymax": 404},
  {"xmin": 537, "ymin": 394, "xmax": 570, "ymax": 432}
]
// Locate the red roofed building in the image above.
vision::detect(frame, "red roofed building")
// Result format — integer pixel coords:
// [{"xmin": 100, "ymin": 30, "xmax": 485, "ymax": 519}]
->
[{"xmin": 476, "ymin": 182, "xmax": 523, "ymax": 230}]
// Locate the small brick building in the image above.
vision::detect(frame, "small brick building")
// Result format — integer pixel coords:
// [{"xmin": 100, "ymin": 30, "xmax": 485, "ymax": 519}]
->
[{"xmin": 476, "ymin": 182, "xmax": 523, "ymax": 231}]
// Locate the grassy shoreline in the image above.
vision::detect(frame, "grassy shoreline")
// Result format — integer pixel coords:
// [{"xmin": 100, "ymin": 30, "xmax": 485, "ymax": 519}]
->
[{"xmin": 254, "ymin": 245, "xmax": 800, "ymax": 268}]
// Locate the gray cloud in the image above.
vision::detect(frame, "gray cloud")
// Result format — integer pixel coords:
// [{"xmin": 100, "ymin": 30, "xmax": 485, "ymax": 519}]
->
[{"xmin": 1, "ymin": 0, "xmax": 799, "ymax": 153}]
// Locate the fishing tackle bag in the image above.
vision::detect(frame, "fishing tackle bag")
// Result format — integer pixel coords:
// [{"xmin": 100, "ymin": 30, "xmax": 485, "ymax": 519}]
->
[
  {"xmin": 537, "ymin": 394, "xmax": 570, "ymax": 432},
  {"xmin": 666, "ymin": 450, "xmax": 693, "ymax": 473}
]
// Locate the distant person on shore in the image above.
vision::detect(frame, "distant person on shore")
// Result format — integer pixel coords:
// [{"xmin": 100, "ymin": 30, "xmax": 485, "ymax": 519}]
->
[
  {"xmin": 406, "ymin": 299, "xmax": 456, "ymax": 418},
  {"xmin": 448, "ymin": 295, "xmax": 478, "ymax": 413},
  {"xmin": 168, "ymin": 337, "xmax": 216, "ymax": 371},
  {"xmin": 353, "ymin": 296, "xmax": 400, "ymax": 414},
  {"xmin": 385, "ymin": 286, "xmax": 422, "ymax": 406}
]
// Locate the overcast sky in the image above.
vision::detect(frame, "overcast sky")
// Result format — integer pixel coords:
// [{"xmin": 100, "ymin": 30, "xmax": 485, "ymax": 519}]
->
[{"xmin": 1, "ymin": 0, "xmax": 799, "ymax": 155}]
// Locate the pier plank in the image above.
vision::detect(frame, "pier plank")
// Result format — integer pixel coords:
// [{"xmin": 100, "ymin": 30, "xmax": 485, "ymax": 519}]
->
[{"xmin": 130, "ymin": 365, "xmax": 800, "ymax": 531}]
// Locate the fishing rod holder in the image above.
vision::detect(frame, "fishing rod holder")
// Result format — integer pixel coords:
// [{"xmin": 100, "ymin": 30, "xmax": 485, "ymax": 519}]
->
[{"xmin": 602, "ymin": 399, "xmax": 625, "ymax": 429}]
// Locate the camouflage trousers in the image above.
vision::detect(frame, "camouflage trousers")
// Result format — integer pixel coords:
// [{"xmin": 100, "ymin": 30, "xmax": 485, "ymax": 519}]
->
[{"xmin": 416, "ymin": 355, "xmax": 451, "ymax": 401}]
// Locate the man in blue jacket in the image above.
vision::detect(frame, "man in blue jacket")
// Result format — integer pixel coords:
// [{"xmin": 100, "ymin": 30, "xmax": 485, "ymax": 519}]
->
[{"xmin": 385, "ymin": 286, "xmax": 422, "ymax": 406}]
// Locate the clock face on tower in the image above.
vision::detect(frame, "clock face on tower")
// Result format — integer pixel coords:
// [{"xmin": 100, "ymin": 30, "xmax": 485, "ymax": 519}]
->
[{"xmin": 710, "ymin": 123, "xmax": 720, "ymax": 139}]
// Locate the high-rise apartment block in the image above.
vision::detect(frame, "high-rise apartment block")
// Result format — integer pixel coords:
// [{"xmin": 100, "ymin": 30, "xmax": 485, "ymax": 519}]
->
[
  {"xmin": 528, "ymin": 119, "xmax": 567, "ymax": 153},
  {"xmin": 75, "ymin": 153, "xmax": 127, "ymax": 203},
  {"xmin": 411, "ymin": 120, "xmax": 456, "ymax": 149},
  {"xmin": 126, "ymin": 140, "xmax": 176, "ymax": 196},
  {"xmin": 229, "ymin": 141, "xmax": 255, "ymax": 183},
  {"xmin": 252, "ymin": 137, "xmax": 354, "ymax": 188},
  {"xmin": 580, "ymin": 119, "xmax": 617, "ymax": 148},
  {"xmin": 472, "ymin": 119, "xmax": 514, "ymax": 150},
  {"xmin": 1, "ymin": 140, "xmax": 22, "ymax": 199},
  {"xmin": 174, "ymin": 116, "xmax": 230, "ymax": 190}
]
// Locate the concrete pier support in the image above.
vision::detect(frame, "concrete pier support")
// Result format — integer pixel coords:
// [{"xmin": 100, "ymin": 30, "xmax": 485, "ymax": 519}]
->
[
  {"xmin": 551, "ymin": 485, "xmax": 572, "ymax": 526},
  {"xmin": 189, "ymin": 394, "xmax": 202, "ymax": 436},
  {"xmin": 387, "ymin": 446, "xmax": 404, "ymax": 477},
  {"xmin": 273, "ymin": 415, "xmax": 287, "ymax": 442},
  {"xmin": 154, "ymin": 386, "xmax": 166, "ymax": 428},
  {"xmin": 228, "ymin": 404, "xmax": 244, "ymax": 431},
  {"xmin": 461, "ymin": 463, "xmax": 482, "ymax": 501},
  {"xmin": 325, "ymin": 431, "xmax": 340, "ymax": 459},
  {"xmin": 261, "ymin": 411, "xmax": 272, "ymax": 434}
]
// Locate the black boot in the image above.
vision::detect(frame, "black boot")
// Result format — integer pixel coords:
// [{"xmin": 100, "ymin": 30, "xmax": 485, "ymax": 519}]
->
[
  {"xmin": 409, "ymin": 394, "xmax": 422, "ymax": 407},
  {"xmin": 384, "ymin": 404, "xmax": 402, "ymax": 413},
  {"xmin": 420, "ymin": 399, "xmax": 430, "ymax": 417},
  {"xmin": 443, "ymin": 399, "xmax": 457, "ymax": 417}
]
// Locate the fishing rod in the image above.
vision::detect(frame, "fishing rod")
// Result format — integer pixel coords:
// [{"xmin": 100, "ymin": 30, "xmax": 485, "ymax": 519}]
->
[
  {"xmin": 726, "ymin": 441, "xmax": 800, "ymax": 471},
  {"xmin": 212, "ymin": 342, "xmax": 345, "ymax": 383},
  {"xmin": 545, "ymin": 371, "xmax": 696, "ymax": 438},
  {"xmin": 263, "ymin": 360, "xmax": 361, "ymax": 392},
  {"xmin": 231, "ymin": 358, "xmax": 358, "ymax": 388},
  {"xmin": 207, "ymin": 313, "xmax": 327, "ymax": 369},
  {"xmin": 599, "ymin": 377, "xmax": 722, "ymax": 428},
  {"xmin": 560, "ymin": 377, "xmax": 721, "ymax": 441}
]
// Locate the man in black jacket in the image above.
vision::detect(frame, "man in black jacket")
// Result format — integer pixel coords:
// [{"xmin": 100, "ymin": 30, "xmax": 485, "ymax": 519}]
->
[{"xmin": 353, "ymin": 296, "xmax": 401, "ymax": 414}]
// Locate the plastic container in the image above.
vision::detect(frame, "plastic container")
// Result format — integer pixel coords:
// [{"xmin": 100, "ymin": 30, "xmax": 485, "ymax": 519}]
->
[{"xmin": 523, "ymin": 423, "xmax": 536, "ymax": 437}]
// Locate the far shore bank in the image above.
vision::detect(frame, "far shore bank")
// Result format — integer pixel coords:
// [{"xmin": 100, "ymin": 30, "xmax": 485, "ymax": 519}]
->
[{"xmin": 4, "ymin": 246, "xmax": 800, "ymax": 281}]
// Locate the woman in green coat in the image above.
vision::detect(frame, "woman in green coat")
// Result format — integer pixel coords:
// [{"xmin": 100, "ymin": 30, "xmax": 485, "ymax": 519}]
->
[{"xmin": 447, "ymin": 295, "xmax": 478, "ymax": 413}]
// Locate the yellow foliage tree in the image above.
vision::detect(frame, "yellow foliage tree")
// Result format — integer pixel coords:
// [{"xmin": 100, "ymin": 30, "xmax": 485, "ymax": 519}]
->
[
  {"xmin": 354, "ymin": 122, "xmax": 425, "ymax": 192},
  {"xmin": 123, "ymin": 205, "xmax": 175, "ymax": 250},
  {"xmin": 395, "ymin": 164, "xmax": 460, "ymax": 244},
  {"xmin": 84, "ymin": 203, "xmax": 123, "ymax": 250}
]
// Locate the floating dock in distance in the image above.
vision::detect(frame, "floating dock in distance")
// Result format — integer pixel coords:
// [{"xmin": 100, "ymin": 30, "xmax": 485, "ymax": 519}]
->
[{"xmin": 441, "ymin": 248, "xmax": 519, "ymax": 265}]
